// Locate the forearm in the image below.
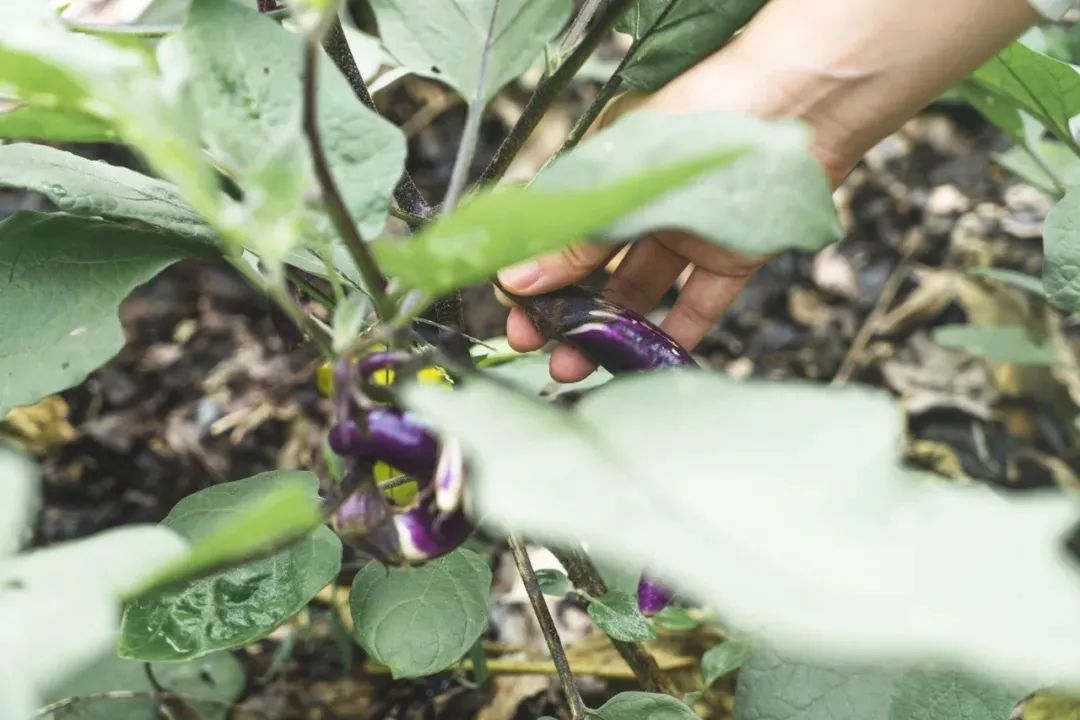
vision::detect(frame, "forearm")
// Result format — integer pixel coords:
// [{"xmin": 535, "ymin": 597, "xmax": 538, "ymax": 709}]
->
[{"xmin": 649, "ymin": 0, "xmax": 1040, "ymax": 185}]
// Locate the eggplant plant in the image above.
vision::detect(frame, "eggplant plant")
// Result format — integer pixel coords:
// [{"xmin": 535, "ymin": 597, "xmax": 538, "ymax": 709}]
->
[{"xmin": 0, "ymin": 1, "xmax": 1077, "ymax": 719}]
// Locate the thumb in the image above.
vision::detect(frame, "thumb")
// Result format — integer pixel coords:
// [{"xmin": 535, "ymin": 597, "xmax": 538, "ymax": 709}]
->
[{"xmin": 497, "ymin": 243, "xmax": 613, "ymax": 295}]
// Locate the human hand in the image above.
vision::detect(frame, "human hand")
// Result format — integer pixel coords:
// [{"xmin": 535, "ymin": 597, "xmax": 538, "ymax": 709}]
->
[{"xmin": 500, "ymin": 0, "xmax": 1039, "ymax": 383}]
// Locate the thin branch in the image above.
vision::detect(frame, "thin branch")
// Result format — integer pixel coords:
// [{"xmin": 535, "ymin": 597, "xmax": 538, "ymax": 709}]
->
[
  {"xmin": 444, "ymin": 0, "xmax": 503, "ymax": 212},
  {"xmin": 321, "ymin": 16, "xmax": 433, "ymax": 218},
  {"xmin": 508, "ymin": 536, "xmax": 587, "ymax": 720},
  {"xmin": 549, "ymin": 545, "xmax": 679, "ymax": 695},
  {"xmin": 478, "ymin": 0, "xmax": 635, "ymax": 185},
  {"xmin": 559, "ymin": 0, "xmax": 606, "ymax": 57},
  {"xmin": 302, "ymin": 41, "xmax": 395, "ymax": 321}
]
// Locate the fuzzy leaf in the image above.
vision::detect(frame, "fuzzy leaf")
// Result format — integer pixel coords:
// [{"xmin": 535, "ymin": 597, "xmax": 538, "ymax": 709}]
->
[
  {"xmin": 1043, "ymin": 187, "xmax": 1080, "ymax": 313},
  {"xmin": 588, "ymin": 591, "xmax": 657, "ymax": 642},
  {"xmin": 933, "ymin": 324, "xmax": 1058, "ymax": 365}
]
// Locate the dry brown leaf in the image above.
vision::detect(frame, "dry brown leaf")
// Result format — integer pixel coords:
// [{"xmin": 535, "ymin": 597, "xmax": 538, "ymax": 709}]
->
[{"xmin": 2, "ymin": 395, "xmax": 78, "ymax": 454}]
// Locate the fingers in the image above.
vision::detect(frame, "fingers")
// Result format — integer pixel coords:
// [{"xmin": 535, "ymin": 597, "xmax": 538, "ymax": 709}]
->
[
  {"xmin": 497, "ymin": 243, "xmax": 613, "ymax": 295},
  {"xmin": 660, "ymin": 265, "xmax": 755, "ymax": 350},
  {"xmin": 603, "ymin": 234, "xmax": 688, "ymax": 313},
  {"xmin": 506, "ymin": 306, "xmax": 545, "ymax": 352},
  {"xmin": 549, "ymin": 343, "xmax": 595, "ymax": 383}
]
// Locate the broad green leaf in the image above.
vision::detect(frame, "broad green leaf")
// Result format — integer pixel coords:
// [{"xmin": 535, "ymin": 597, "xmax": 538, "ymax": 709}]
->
[
  {"xmin": 969, "ymin": 41, "xmax": 1080, "ymax": 144},
  {"xmin": 405, "ymin": 371, "xmax": 1080, "ymax": 686},
  {"xmin": 701, "ymin": 638, "xmax": 754, "ymax": 686},
  {"xmin": 734, "ymin": 645, "xmax": 1023, "ymax": 720},
  {"xmin": 1041, "ymin": 188, "xmax": 1080, "ymax": 313},
  {"xmin": 368, "ymin": 0, "xmax": 572, "ymax": 103},
  {"xmin": 332, "ymin": 293, "xmax": 371, "ymax": 353},
  {"xmin": 374, "ymin": 146, "xmax": 748, "ymax": 293},
  {"xmin": 968, "ymin": 267, "xmax": 1047, "ymax": 297},
  {"xmin": 0, "ymin": 144, "xmax": 216, "ymax": 244},
  {"xmin": 534, "ymin": 110, "xmax": 842, "ymax": 257},
  {"xmin": 588, "ymin": 692, "xmax": 697, "ymax": 720},
  {"xmin": 0, "ymin": 526, "xmax": 187, "ymax": 716},
  {"xmin": 618, "ymin": 0, "xmax": 767, "ymax": 91},
  {"xmin": 994, "ymin": 140, "xmax": 1080, "ymax": 196},
  {"xmin": 0, "ymin": 450, "xmax": 38, "ymax": 558},
  {"xmin": 615, "ymin": 1, "xmax": 667, "ymax": 38},
  {"xmin": 536, "ymin": 568, "xmax": 572, "ymax": 596},
  {"xmin": 39, "ymin": 650, "xmax": 244, "ymax": 720},
  {"xmin": 119, "ymin": 472, "xmax": 342, "ymax": 662},
  {"xmin": 129, "ymin": 471, "xmax": 331, "ymax": 598},
  {"xmin": 588, "ymin": 591, "xmax": 657, "ymax": 642},
  {"xmin": 168, "ymin": 0, "xmax": 406, "ymax": 239},
  {"xmin": 350, "ymin": 548, "xmax": 492, "ymax": 678},
  {"xmin": 653, "ymin": 606, "xmax": 697, "ymax": 631},
  {"xmin": 0, "ymin": 102, "xmax": 117, "ymax": 142},
  {"xmin": 0, "ymin": 212, "xmax": 209, "ymax": 418},
  {"xmin": 933, "ymin": 324, "xmax": 1058, "ymax": 365},
  {"xmin": 0, "ymin": 0, "xmax": 221, "ymax": 224},
  {"xmin": 955, "ymin": 81, "xmax": 1027, "ymax": 145}
]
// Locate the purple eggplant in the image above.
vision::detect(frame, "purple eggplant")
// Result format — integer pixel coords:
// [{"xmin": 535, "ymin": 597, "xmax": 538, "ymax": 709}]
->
[
  {"xmin": 328, "ymin": 408, "xmax": 439, "ymax": 480},
  {"xmin": 332, "ymin": 473, "xmax": 404, "ymax": 564},
  {"xmin": 636, "ymin": 576, "xmax": 674, "ymax": 616},
  {"xmin": 394, "ymin": 501, "xmax": 472, "ymax": 563},
  {"xmin": 514, "ymin": 285, "xmax": 696, "ymax": 373}
]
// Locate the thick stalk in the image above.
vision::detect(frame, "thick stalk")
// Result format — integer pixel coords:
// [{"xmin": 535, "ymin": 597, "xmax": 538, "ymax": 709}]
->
[
  {"xmin": 301, "ymin": 41, "xmax": 395, "ymax": 321},
  {"xmin": 508, "ymin": 536, "xmax": 587, "ymax": 720},
  {"xmin": 444, "ymin": 0, "xmax": 502, "ymax": 211},
  {"xmin": 321, "ymin": 16, "xmax": 432, "ymax": 218},
  {"xmin": 478, "ymin": 0, "xmax": 635, "ymax": 185},
  {"xmin": 550, "ymin": 546, "xmax": 679, "ymax": 695}
]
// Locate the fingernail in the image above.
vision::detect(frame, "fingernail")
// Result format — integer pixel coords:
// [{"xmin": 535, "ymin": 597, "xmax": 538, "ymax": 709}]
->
[{"xmin": 497, "ymin": 260, "xmax": 540, "ymax": 291}]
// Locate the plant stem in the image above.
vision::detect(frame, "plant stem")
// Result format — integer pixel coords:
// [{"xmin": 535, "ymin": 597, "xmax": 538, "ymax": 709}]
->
[
  {"xmin": 549, "ymin": 545, "xmax": 679, "ymax": 695},
  {"xmin": 321, "ymin": 16, "xmax": 433, "ymax": 219},
  {"xmin": 559, "ymin": 0, "xmax": 685, "ymax": 157},
  {"xmin": 508, "ymin": 536, "xmax": 587, "ymax": 720},
  {"xmin": 478, "ymin": 0, "xmax": 635, "ymax": 185},
  {"xmin": 302, "ymin": 40, "xmax": 395, "ymax": 322},
  {"xmin": 443, "ymin": 0, "xmax": 503, "ymax": 212},
  {"xmin": 559, "ymin": 0, "xmax": 606, "ymax": 57}
]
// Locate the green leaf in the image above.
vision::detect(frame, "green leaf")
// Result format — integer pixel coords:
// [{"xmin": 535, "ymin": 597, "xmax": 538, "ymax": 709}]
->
[
  {"xmin": 701, "ymin": 638, "xmax": 754, "ymax": 686},
  {"xmin": 332, "ymin": 293, "xmax": 371, "ymax": 354},
  {"xmin": 955, "ymin": 81, "xmax": 1027, "ymax": 145},
  {"xmin": 168, "ymin": 0, "xmax": 406, "ymax": 239},
  {"xmin": 374, "ymin": 144, "xmax": 748, "ymax": 293},
  {"xmin": 0, "ymin": 144, "xmax": 216, "ymax": 244},
  {"xmin": 653, "ymin": 606, "xmax": 697, "ymax": 631},
  {"xmin": 0, "ymin": 0, "xmax": 221, "ymax": 223},
  {"xmin": 0, "ymin": 102, "xmax": 118, "ymax": 142},
  {"xmin": 534, "ymin": 110, "xmax": 842, "ymax": 257},
  {"xmin": 1044, "ymin": 187, "xmax": 1080, "ymax": 314},
  {"xmin": 119, "ymin": 472, "xmax": 342, "ymax": 662},
  {"xmin": 588, "ymin": 591, "xmax": 657, "ymax": 642},
  {"xmin": 0, "ymin": 212, "xmax": 209, "ymax": 418},
  {"xmin": 0, "ymin": 526, "xmax": 188, "ymax": 716},
  {"xmin": 618, "ymin": 0, "xmax": 767, "ymax": 91},
  {"xmin": 733, "ymin": 644, "xmax": 1023, "ymax": 720},
  {"xmin": 536, "ymin": 568, "xmax": 572, "ymax": 596},
  {"xmin": 129, "ymin": 471, "xmax": 332, "ymax": 598},
  {"xmin": 932, "ymin": 324, "xmax": 1058, "ymax": 365},
  {"xmin": 368, "ymin": 0, "xmax": 572, "ymax": 103},
  {"xmin": 994, "ymin": 140, "xmax": 1080, "ymax": 196},
  {"xmin": 588, "ymin": 691, "xmax": 697, "ymax": 720},
  {"xmin": 40, "ymin": 650, "xmax": 245, "ymax": 720},
  {"xmin": 350, "ymin": 548, "xmax": 492, "ymax": 678},
  {"xmin": 0, "ymin": 450, "xmax": 38, "ymax": 558},
  {"xmin": 614, "ymin": 1, "xmax": 667, "ymax": 38},
  {"xmin": 967, "ymin": 267, "xmax": 1047, "ymax": 297},
  {"xmin": 405, "ymin": 371, "xmax": 1080, "ymax": 686},
  {"xmin": 969, "ymin": 41, "xmax": 1080, "ymax": 144}
]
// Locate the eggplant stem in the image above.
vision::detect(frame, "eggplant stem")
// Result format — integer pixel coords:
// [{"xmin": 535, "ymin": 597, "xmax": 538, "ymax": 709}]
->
[{"xmin": 508, "ymin": 536, "xmax": 587, "ymax": 720}]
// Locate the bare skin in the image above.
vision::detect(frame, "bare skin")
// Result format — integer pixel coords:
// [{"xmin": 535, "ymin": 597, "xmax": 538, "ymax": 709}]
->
[{"xmin": 499, "ymin": 0, "xmax": 1041, "ymax": 383}]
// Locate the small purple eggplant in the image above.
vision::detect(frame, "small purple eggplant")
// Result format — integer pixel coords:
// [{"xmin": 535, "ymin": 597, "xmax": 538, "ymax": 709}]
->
[
  {"xmin": 333, "ymin": 474, "xmax": 403, "ymax": 564},
  {"xmin": 328, "ymin": 407, "xmax": 439, "ymax": 481},
  {"xmin": 514, "ymin": 285, "xmax": 696, "ymax": 373},
  {"xmin": 636, "ymin": 576, "xmax": 673, "ymax": 617},
  {"xmin": 394, "ymin": 501, "xmax": 473, "ymax": 563}
]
